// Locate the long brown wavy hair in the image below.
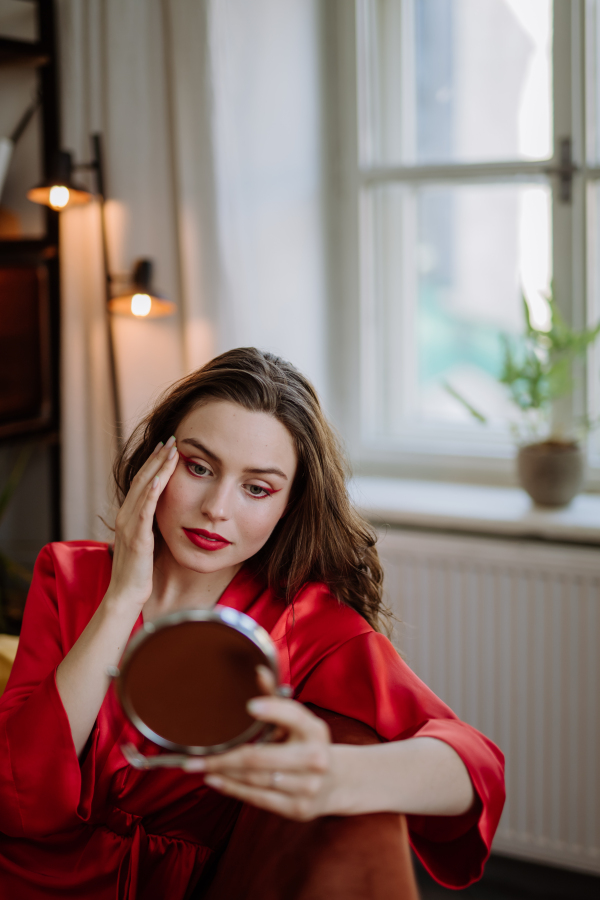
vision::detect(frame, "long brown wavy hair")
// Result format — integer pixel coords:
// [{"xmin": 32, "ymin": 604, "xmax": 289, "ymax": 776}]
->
[{"xmin": 113, "ymin": 348, "xmax": 389, "ymax": 632}]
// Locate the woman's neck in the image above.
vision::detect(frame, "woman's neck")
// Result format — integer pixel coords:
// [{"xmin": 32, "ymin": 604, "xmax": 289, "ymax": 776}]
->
[{"xmin": 143, "ymin": 544, "xmax": 242, "ymax": 622}]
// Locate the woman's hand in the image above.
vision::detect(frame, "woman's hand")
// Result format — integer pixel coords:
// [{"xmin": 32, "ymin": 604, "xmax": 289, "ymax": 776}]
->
[
  {"xmin": 107, "ymin": 436, "xmax": 179, "ymax": 610},
  {"xmin": 183, "ymin": 667, "xmax": 476, "ymax": 820},
  {"xmin": 57, "ymin": 437, "xmax": 179, "ymax": 756},
  {"xmin": 184, "ymin": 696, "xmax": 340, "ymax": 821}
]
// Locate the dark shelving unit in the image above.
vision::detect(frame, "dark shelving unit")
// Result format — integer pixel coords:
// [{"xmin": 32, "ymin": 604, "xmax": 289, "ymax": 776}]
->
[
  {"xmin": 0, "ymin": 35, "xmax": 50, "ymax": 68},
  {"xmin": 0, "ymin": 0, "xmax": 61, "ymax": 545}
]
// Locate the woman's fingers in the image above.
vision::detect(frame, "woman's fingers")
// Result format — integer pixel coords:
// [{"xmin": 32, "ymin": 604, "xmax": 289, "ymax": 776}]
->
[
  {"xmin": 254, "ymin": 668, "xmax": 290, "ymax": 737},
  {"xmin": 185, "ymin": 701, "xmax": 330, "ymax": 776},
  {"xmin": 110, "ymin": 438, "xmax": 179, "ymax": 598},
  {"xmin": 124, "ymin": 439, "xmax": 179, "ymax": 525},
  {"xmin": 206, "ymin": 767, "xmax": 321, "ymax": 797},
  {"xmin": 192, "ymin": 740, "xmax": 329, "ymax": 776},
  {"xmin": 122, "ymin": 436, "xmax": 177, "ymax": 511},
  {"xmin": 247, "ymin": 696, "xmax": 330, "ymax": 744},
  {"xmin": 201, "ymin": 775, "xmax": 314, "ymax": 820},
  {"xmin": 183, "ymin": 700, "xmax": 335, "ymax": 820},
  {"xmin": 142, "ymin": 443, "xmax": 179, "ymax": 500},
  {"xmin": 256, "ymin": 665, "xmax": 276, "ymax": 696}
]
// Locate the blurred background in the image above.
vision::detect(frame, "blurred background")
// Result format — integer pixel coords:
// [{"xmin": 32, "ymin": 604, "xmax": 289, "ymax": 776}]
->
[{"xmin": 0, "ymin": 1, "xmax": 599, "ymax": 897}]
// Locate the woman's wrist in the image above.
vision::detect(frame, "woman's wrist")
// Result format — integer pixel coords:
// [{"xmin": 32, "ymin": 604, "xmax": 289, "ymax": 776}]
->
[
  {"xmin": 101, "ymin": 587, "xmax": 147, "ymax": 621},
  {"xmin": 324, "ymin": 745, "xmax": 380, "ymax": 816},
  {"xmin": 325, "ymin": 739, "xmax": 476, "ymax": 818}
]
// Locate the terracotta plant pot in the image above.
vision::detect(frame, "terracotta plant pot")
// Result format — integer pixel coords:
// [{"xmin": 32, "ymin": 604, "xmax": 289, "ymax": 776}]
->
[{"xmin": 517, "ymin": 440, "xmax": 584, "ymax": 507}]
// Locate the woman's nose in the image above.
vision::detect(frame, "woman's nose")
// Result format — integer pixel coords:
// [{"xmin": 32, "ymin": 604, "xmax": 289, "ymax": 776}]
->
[{"xmin": 199, "ymin": 481, "xmax": 233, "ymax": 522}]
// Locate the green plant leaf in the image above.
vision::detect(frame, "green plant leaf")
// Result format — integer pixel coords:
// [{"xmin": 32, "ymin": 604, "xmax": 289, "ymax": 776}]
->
[
  {"xmin": 522, "ymin": 292, "xmax": 534, "ymax": 336},
  {"xmin": 443, "ymin": 382, "xmax": 487, "ymax": 424},
  {"xmin": 546, "ymin": 356, "xmax": 572, "ymax": 398},
  {"xmin": 439, "ymin": 281, "xmax": 600, "ymax": 440}
]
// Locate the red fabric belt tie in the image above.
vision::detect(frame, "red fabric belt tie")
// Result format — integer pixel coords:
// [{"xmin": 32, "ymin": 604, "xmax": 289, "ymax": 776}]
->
[{"xmin": 106, "ymin": 807, "xmax": 146, "ymax": 900}]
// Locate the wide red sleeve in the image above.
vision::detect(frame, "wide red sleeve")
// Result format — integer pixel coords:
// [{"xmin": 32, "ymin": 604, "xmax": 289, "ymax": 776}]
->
[
  {"xmin": 296, "ymin": 631, "xmax": 505, "ymax": 889},
  {"xmin": 0, "ymin": 544, "xmax": 100, "ymax": 838}
]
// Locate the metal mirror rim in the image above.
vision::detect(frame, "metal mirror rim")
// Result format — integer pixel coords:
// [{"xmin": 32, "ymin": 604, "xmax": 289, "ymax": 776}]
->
[{"xmin": 115, "ymin": 606, "xmax": 280, "ymax": 756}]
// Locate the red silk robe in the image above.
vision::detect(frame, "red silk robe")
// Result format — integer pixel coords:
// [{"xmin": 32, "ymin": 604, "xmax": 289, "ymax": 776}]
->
[{"xmin": 0, "ymin": 542, "xmax": 504, "ymax": 898}]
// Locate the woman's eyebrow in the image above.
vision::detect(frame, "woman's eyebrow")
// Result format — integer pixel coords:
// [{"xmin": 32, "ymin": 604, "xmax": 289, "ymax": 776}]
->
[
  {"xmin": 180, "ymin": 438, "xmax": 220, "ymax": 462},
  {"xmin": 179, "ymin": 438, "xmax": 288, "ymax": 480},
  {"xmin": 244, "ymin": 466, "xmax": 288, "ymax": 480}
]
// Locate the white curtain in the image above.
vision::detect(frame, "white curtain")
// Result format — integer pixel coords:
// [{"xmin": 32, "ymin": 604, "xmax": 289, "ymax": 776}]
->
[
  {"xmin": 57, "ymin": 0, "xmax": 326, "ymax": 540},
  {"xmin": 208, "ymin": 0, "xmax": 326, "ymax": 388}
]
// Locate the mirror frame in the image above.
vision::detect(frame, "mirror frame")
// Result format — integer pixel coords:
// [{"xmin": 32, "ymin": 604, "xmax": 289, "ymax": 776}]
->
[{"xmin": 114, "ymin": 606, "xmax": 281, "ymax": 756}]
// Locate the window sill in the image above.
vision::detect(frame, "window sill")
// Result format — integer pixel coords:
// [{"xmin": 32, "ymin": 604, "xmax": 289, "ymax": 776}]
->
[{"xmin": 349, "ymin": 476, "xmax": 600, "ymax": 545}]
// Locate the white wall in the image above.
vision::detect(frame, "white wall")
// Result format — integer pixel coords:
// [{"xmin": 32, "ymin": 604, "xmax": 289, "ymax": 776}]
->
[
  {"xmin": 57, "ymin": 0, "xmax": 329, "ymax": 537},
  {"xmin": 210, "ymin": 0, "xmax": 327, "ymax": 401}
]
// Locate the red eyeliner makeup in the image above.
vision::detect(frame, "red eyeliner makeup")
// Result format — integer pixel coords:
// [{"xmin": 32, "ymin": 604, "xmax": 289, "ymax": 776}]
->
[
  {"xmin": 178, "ymin": 451, "xmax": 283, "ymax": 495},
  {"xmin": 177, "ymin": 451, "xmax": 198, "ymax": 466}
]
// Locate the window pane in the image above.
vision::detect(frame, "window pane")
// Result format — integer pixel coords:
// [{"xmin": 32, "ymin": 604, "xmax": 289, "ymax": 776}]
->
[
  {"xmin": 362, "ymin": 182, "xmax": 552, "ymax": 439},
  {"xmin": 588, "ymin": 181, "xmax": 600, "ymax": 463},
  {"xmin": 586, "ymin": 0, "xmax": 600, "ymax": 166},
  {"xmin": 358, "ymin": 0, "xmax": 553, "ymax": 166}
]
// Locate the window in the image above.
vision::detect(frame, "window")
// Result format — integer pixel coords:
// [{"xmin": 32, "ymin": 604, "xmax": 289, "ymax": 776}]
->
[{"xmin": 331, "ymin": 0, "xmax": 600, "ymax": 485}]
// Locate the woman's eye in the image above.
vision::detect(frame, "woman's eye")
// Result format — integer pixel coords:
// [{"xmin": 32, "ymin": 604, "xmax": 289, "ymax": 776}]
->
[
  {"xmin": 188, "ymin": 463, "xmax": 210, "ymax": 477},
  {"xmin": 246, "ymin": 484, "xmax": 270, "ymax": 498}
]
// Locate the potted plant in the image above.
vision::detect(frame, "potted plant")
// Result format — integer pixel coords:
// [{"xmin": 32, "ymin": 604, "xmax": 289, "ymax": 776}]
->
[{"xmin": 447, "ymin": 290, "xmax": 600, "ymax": 507}]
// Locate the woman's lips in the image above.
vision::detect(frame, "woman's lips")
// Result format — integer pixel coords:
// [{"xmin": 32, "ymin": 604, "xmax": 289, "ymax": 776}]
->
[{"xmin": 183, "ymin": 528, "xmax": 231, "ymax": 552}]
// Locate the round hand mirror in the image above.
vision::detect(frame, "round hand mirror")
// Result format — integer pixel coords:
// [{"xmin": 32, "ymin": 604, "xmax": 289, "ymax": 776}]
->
[{"xmin": 113, "ymin": 607, "xmax": 285, "ymax": 768}]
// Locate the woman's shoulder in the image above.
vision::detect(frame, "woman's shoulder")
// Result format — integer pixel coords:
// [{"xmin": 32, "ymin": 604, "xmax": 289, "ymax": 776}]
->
[
  {"xmin": 34, "ymin": 541, "xmax": 113, "ymax": 594},
  {"xmin": 293, "ymin": 581, "xmax": 375, "ymax": 634},
  {"xmin": 226, "ymin": 572, "xmax": 380, "ymax": 680},
  {"xmin": 22, "ymin": 543, "xmax": 114, "ymax": 644},
  {"xmin": 38, "ymin": 540, "xmax": 112, "ymax": 569},
  {"xmin": 276, "ymin": 580, "xmax": 375, "ymax": 669}
]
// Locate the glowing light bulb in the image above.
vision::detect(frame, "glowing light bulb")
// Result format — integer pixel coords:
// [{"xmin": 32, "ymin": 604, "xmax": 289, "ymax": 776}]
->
[
  {"xmin": 49, "ymin": 185, "xmax": 70, "ymax": 209},
  {"xmin": 131, "ymin": 293, "xmax": 152, "ymax": 317}
]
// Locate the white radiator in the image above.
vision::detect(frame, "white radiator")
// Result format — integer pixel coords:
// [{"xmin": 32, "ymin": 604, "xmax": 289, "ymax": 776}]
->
[{"xmin": 377, "ymin": 527, "xmax": 600, "ymax": 875}]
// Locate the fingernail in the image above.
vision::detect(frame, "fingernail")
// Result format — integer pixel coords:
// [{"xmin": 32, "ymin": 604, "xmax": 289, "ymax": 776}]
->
[
  {"xmin": 168, "ymin": 445, "xmax": 178, "ymax": 461},
  {"xmin": 183, "ymin": 758, "xmax": 205, "ymax": 772},
  {"xmin": 247, "ymin": 698, "xmax": 266, "ymax": 715},
  {"xmin": 151, "ymin": 476, "xmax": 160, "ymax": 489},
  {"xmin": 153, "ymin": 442, "xmax": 164, "ymax": 455},
  {"xmin": 205, "ymin": 775, "xmax": 223, "ymax": 788},
  {"xmin": 166, "ymin": 435, "xmax": 176, "ymax": 448}
]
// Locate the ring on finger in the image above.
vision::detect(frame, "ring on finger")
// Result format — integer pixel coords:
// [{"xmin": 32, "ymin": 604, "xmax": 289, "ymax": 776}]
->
[{"xmin": 270, "ymin": 771, "xmax": 283, "ymax": 789}]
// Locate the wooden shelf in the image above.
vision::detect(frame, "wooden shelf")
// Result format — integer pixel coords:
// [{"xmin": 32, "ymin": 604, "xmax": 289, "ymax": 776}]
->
[
  {"xmin": 0, "ymin": 239, "xmax": 57, "ymax": 263},
  {"xmin": 0, "ymin": 36, "xmax": 48, "ymax": 68}
]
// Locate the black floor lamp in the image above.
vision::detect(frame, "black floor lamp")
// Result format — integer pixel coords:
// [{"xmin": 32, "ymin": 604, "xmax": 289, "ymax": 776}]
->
[{"xmin": 27, "ymin": 133, "xmax": 175, "ymax": 450}]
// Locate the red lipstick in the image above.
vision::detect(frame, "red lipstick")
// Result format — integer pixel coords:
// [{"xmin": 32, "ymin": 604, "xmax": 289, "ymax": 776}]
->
[{"xmin": 183, "ymin": 528, "xmax": 231, "ymax": 552}]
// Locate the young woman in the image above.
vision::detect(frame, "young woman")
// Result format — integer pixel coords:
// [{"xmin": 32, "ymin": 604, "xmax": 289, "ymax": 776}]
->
[{"xmin": 0, "ymin": 348, "xmax": 504, "ymax": 898}]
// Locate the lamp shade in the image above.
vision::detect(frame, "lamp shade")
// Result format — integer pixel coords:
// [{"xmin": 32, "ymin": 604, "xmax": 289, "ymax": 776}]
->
[
  {"xmin": 108, "ymin": 259, "xmax": 175, "ymax": 318},
  {"xmin": 27, "ymin": 151, "xmax": 93, "ymax": 210}
]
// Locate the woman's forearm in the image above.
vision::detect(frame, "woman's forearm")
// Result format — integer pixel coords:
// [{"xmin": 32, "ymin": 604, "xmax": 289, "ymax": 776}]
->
[
  {"xmin": 329, "ymin": 737, "xmax": 475, "ymax": 817},
  {"xmin": 56, "ymin": 593, "xmax": 140, "ymax": 756},
  {"xmin": 56, "ymin": 441, "xmax": 180, "ymax": 757}
]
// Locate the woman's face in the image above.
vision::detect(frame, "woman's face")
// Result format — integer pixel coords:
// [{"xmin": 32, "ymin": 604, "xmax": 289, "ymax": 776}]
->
[{"xmin": 155, "ymin": 400, "xmax": 297, "ymax": 575}]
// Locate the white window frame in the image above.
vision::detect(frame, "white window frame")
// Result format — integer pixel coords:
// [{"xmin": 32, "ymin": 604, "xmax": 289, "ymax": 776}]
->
[{"xmin": 326, "ymin": 0, "xmax": 600, "ymax": 489}]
